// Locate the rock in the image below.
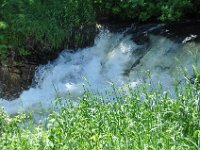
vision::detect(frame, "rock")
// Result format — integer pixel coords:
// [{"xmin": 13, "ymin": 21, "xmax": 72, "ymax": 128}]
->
[
  {"xmin": 0, "ymin": 61, "xmax": 36, "ymax": 100},
  {"xmin": 150, "ymin": 21, "xmax": 200, "ymax": 43}
]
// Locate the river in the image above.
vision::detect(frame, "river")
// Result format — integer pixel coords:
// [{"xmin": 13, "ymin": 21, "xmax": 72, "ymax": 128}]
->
[{"xmin": 1, "ymin": 23, "xmax": 200, "ymax": 115}]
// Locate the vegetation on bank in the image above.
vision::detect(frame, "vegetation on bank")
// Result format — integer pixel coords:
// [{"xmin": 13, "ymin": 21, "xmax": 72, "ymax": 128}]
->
[
  {"xmin": 1, "ymin": 0, "xmax": 200, "ymax": 62},
  {"xmin": 0, "ymin": 68, "xmax": 200, "ymax": 149},
  {"xmin": 94, "ymin": 0, "xmax": 193, "ymax": 21},
  {"xmin": 0, "ymin": 0, "xmax": 95, "ymax": 62}
]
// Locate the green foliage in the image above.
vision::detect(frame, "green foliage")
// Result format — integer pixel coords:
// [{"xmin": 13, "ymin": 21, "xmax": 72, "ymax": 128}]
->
[
  {"xmin": 0, "ymin": 21, "xmax": 8, "ymax": 30},
  {"xmin": 0, "ymin": 0, "xmax": 95, "ymax": 61},
  {"xmin": 1, "ymin": 0, "xmax": 200, "ymax": 61},
  {"xmin": 93, "ymin": 0, "xmax": 194, "ymax": 21},
  {"xmin": 159, "ymin": 0, "xmax": 192, "ymax": 21},
  {"xmin": 0, "ymin": 77, "xmax": 200, "ymax": 149},
  {"xmin": 63, "ymin": 0, "xmax": 95, "ymax": 47},
  {"xmin": 0, "ymin": 108, "xmax": 27, "ymax": 135},
  {"xmin": 193, "ymin": 66, "xmax": 200, "ymax": 87},
  {"xmin": 0, "ymin": 21, "xmax": 8, "ymax": 60}
]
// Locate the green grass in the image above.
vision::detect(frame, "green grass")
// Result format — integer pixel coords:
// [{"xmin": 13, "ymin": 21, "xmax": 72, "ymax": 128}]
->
[
  {"xmin": 0, "ymin": 77, "xmax": 200, "ymax": 149},
  {"xmin": 0, "ymin": 0, "xmax": 95, "ymax": 61}
]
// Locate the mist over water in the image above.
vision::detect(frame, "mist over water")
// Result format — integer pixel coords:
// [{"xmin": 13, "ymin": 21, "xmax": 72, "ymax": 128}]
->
[{"xmin": 0, "ymin": 29, "xmax": 200, "ymax": 115}]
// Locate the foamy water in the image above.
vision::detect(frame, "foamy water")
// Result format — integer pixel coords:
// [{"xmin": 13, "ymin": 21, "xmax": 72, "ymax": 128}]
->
[{"xmin": 0, "ymin": 29, "xmax": 200, "ymax": 114}]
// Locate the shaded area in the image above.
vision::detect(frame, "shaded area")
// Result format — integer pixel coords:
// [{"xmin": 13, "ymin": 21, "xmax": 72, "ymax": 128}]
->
[{"xmin": 151, "ymin": 21, "xmax": 200, "ymax": 43}]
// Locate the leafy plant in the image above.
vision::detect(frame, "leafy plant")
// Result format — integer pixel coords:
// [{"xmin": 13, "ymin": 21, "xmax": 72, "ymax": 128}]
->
[
  {"xmin": 193, "ymin": 66, "xmax": 200, "ymax": 87},
  {"xmin": 0, "ymin": 75, "xmax": 200, "ymax": 149}
]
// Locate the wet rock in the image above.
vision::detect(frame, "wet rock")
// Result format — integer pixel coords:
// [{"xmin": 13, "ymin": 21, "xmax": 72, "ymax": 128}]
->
[
  {"xmin": 100, "ymin": 22, "xmax": 160, "ymax": 45},
  {"xmin": 0, "ymin": 61, "xmax": 36, "ymax": 100},
  {"xmin": 150, "ymin": 21, "xmax": 200, "ymax": 43}
]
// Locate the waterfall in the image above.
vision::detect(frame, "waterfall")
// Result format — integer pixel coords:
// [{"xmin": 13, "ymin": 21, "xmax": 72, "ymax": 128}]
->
[{"xmin": 0, "ymin": 29, "xmax": 200, "ymax": 115}]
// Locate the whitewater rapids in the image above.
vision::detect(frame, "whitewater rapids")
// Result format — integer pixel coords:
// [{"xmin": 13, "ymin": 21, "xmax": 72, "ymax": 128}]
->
[{"xmin": 0, "ymin": 29, "xmax": 200, "ymax": 114}]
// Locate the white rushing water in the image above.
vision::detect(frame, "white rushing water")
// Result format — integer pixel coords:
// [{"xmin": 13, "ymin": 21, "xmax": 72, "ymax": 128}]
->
[{"xmin": 0, "ymin": 29, "xmax": 200, "ymax": 115}]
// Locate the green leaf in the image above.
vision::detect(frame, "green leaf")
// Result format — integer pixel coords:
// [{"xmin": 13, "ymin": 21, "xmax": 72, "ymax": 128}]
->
[{"xmin": 0, "ymin": 21, "xmax": 8, "ymax": 30}]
